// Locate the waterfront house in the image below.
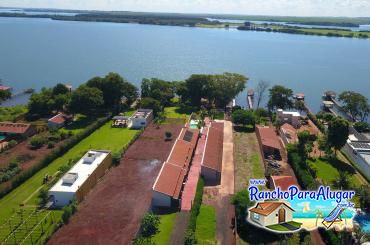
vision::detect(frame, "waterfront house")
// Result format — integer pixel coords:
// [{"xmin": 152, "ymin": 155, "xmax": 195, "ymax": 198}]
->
[
  {"xmin": 48, "ymin": 113, "xmax": 72, "ymax": 130},
  {"xmin": 128, "ymin": 109, "xmax": 154, "ymax": 129}
]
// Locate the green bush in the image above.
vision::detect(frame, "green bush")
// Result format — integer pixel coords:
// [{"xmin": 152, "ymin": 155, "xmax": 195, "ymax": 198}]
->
[
  {"xmin": 188, "ymin": 177, "xmax": 204, "ymax": 231},
  {"xmin": 48, "ymin": 141, "xmax": 56, "ymax": 149},
  {"xmin": 140, "ymin": 213, "xmax": 160, "ymax": 238},
  {"xmin": 29, "ymin": 135, "xmax": 47, "ymax": 149},
  {"xmin": 184, "ymin": 230, "xmax": 197, "ymax": 245},
  {"xmin": 7, "ymin": 140, "xmax": 17, "ymax": 148},
  {"xmin": 112, "ymin": 151, "xmax": 122, "ymax": 166},
  {"xmin": 62, "ymin": 205, "xmax": 72, "ymax": 224}
]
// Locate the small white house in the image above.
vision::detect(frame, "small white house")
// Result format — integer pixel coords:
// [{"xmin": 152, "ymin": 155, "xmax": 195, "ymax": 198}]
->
[
  {"xmin": 48, "ymin": 113, "xmax": 72, "ymax": 130},
  {"xmin": 48, "ymin": 150, "xmax": 111, "ymax": 207},
  {"xmin": 277, "ymin": 109, "xmax": 301, "ymax": 128},
  {"xmin": 128, "ymin": 109, "xmax": 154, "ymax": 129},
  {"xmin": 249, "ymin": 202, "xmax": 294, "ymax": 227}
]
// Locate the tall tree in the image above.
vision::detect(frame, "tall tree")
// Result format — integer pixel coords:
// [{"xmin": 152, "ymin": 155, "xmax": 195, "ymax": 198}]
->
[
  {"xmin": 297, "ymin": 130, "xmax": 314, "ymax": 159},
  {"xmin": 178, "ymin": 74, "xmax": 212, "ymax": 107},
  {"xmin": 28, "ymin": 88, "xmax": 53, "ymax": 116},
  {"xmin": 52, "ymin": 83, "xmax": 70, "ymax": 95},
  {"xmin": 255, "ymin": 80, "xmax": 269, "ymax": 108},
  {"xmin": 339, "ymin": 91, "xmax": 370, "ymax": 122},
  {"xmin": 231, "ymin": 109, "xmax": 255, "ymax": 126},
  {"xmin": 69, "ymin": 85, "xmax": 104, "ymax": 115},
  {"xmin": 267, "ymin": 85, "xmax": 293, "ymax": 111},
  {"xmin": 0, "ymin": 90, "xmax": 11, "ymax": 102},
  {"xmin": 141, "ymin": 78, "xmax": 174, "ymax": 106},
  {"xmin": 209, "ymin": 73, "xmax": 248, "ymax": 108},
  {"xmin": 327, "ymin": 117, "xmax": 349, "ymax": 153},
  {"xmin": 87, "ymin": 73, "xmax": 138, "ymax": 110},
  {"xmin": 138, "ymin": 97, "xmax": 162, "ymax": 116}
]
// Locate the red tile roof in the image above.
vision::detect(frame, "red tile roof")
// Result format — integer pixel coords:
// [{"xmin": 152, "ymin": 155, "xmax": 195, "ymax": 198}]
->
[
  {"xmin": 202, "ymin": 122, "xmax": 223, "ymax": 172},
  {"xmin": 0, "ymin": 122, "xmax": 32, "ymax": 134},
  {"xmin": 250, "ymin": 202, "xmax": 294, "ymax": 216},
  {"xmin": 153, "ymin": 128, "xmax": 199, "ymax": 199},
  {"xmin": 256, "ymin": 126, "xmax": 281, "ymax": 150},
  {"xmin": 270, "ymin": 176, "xmax": 297, "ymax": 191},
  {"xmin": 48, "ymin": 113, "xmax": 71, "ymax": 124}
]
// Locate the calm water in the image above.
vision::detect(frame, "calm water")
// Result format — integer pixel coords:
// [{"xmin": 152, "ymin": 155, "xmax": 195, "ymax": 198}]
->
[{"xmin": 0, "ymin": 17, "xmax": 370, "ymax": 111}]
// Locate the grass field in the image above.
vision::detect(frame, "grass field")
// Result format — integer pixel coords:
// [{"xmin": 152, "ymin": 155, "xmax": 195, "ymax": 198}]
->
[
  {"xmin": 0, "ymin": 121, "xmax": 139, "ymax": 225},
  {"xmin": 267, "ymin": 221, "xmax": 302, "ymax": 232},
  {"xmin": 308, "ymin": 157, "xmax": 362, "ymax": 187},
  {"xmin": 164, "ymin": 107, "xmax": 190, "ymax": 120},
  {"xmin": 0, "ymin": 105, "xmax": 27, "ymax": 121},
  {"xmin": 234, "ymin": 130, "xmax": 264, "ymax": 192},
  {"xmin": 152, "ymin": 213, "xmax": 177, "ymax": 245},
  {"xmin": 195, "ymin": 205, "xmax": 216, "ymax": 245}
]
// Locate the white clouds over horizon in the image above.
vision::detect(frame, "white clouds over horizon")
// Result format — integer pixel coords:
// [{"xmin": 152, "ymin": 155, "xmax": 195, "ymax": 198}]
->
[{"xmin": 1, "ymin": 0, "xmax": 370, "ymax": 17}]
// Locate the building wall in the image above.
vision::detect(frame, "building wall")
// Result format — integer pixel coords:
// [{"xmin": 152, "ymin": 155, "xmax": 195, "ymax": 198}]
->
[
  {"xmin": 152, "ymin": 191, "xmax": 172, "ymax": 207},
  {"xmin": 343, "ymin": 144, "xmax": 370, "ymax": 179},
  {"xmin": 48, "ymin": 121, "xmax": 64, "ymax": 130},
  {"xmin": 48, "ymin": 191, "xmax": 75, "ymax": 207},
  {"xmin": 75, "ymin": 152, "xmax": 112, "ymax": 203},
  {"xmin": 24, "ymin": 126, "xmax": 37, "ymax": 138},
  {"xmin": 201, "ymin": 166, "xmax": 220, "ymax": 186}
]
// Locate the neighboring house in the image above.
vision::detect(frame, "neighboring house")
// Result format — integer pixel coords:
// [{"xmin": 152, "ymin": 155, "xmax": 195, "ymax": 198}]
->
[
  {"xmin": 250, "ymin": 202, "xmax": 294, "ymax": 227},
  {"xmin": 277, "ymin": 109, "xmax": 301, "ymax": 128},
  {"xmin": 48, "ymin": 113, "xmax": 72, "ymax": 130},
  {"xmin": 128, "ymin": 109, "xmax": 154, "ymax": 129},
  {"xmin": 256, "ymin": 126, "xmax": 282, "ymax": 160},
  {"xmin": 48, "ymin": 150, "xmax": 112, "ymax": 207},
  {"xmin": 152, "ymin": 128, "xmax": 199, "ymax": 208},
  {"xmin": 269, "ymin": 176, "xmax": 297, "ymax": 191},
  {"xmin": 201, "ymin": 122, "xmax": 223, "ymax": 185},
  {"xmin": 0, "ymin": 85, "xmax": 12, "ymax": 92},
  {"xmin": 343, "ymin": 127, "xmax": 370, "ymax": 179},
  {"xmin": 280, "ymin": 123, "xmax": 298, "ymax": 145},
  {"xmin": 0, "ymin": 122, "xmax": 36, "ymax": 138}
]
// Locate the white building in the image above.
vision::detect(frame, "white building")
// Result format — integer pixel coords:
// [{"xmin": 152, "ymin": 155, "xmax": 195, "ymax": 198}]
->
[
  {"xmin": 249, "ymin": 202, "xmax": 294, "ymax": 227},
  {"xmin": 128, "ymin": 109, "xmax": 154, "ymax": 129},
  {"xmin": 277, "ymin": 109, "xmax": 301, "ymax": 128},
  {"xmin": 343, "ymin": 127, "xmax": 370, "ymax": 179},
  {"xmin": 48, "ymin": 150, "xmax": 112, "ymax": 207}
]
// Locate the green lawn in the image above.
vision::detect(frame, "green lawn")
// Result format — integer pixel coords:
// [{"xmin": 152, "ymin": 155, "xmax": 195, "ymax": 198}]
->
[
  {"xmin": 195, "ymin": 205, "xmax": 216, "ymax": 245},
  {"xmin": 152, "ymin": 213, "xmax": 177, "ymax": 245},
  {"xmin": 0, "ymin": 121, "xmax": 139, "ymax": 223},
  {"xmin": 164, "ymin": 107, "xmax": 190, "ymax": 120},
  {"xmin": 0, "ymin": 105, "xmax": 27, "ymax": 121},
  {"xmin": 308, "ymin": 157, "xmax": 361, "ymax": 187},
  {"xmin": 267, "ymin": 221, "xmax": 302, "ymax": 232}
]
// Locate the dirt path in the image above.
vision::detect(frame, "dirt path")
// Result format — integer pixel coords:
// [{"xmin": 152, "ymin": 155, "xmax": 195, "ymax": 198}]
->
[
  {"xmin": 169, "ymin": 211, "xmax": 190, "ymax": 245},
  {"xmin": 48, "ymin": 123, "xmax": 183, "ymax": 245}
]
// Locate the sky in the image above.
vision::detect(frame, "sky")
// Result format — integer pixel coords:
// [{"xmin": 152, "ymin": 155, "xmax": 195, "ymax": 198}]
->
[{"xmin": 1, "ymin": 0, "xmax": 370, "ymax": 17}]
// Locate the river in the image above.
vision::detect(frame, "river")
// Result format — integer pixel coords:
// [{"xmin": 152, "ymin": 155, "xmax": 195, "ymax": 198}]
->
[{"xmin": 0, "ymin": 17, "xmax": 369, "ymax": 111}]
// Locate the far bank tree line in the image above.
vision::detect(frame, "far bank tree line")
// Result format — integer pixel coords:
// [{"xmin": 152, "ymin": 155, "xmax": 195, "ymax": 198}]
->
[{"xmin": 27, "ymin": 72, "xmax": 248, "ymax": 119}]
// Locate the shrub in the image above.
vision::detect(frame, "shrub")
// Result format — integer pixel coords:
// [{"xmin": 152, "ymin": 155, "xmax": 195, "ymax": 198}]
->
[
  {"xmin": 188, "ymin": 177, "xmax": 204, "ymax": 231},
  {"xmin": 184, "ymin": 230, "xmax": 197, "ymax": 245},
  {"xmin": 48, "ymin": 141, "xmax": 56, "ymax": 149},
  {"xmin": 29, "ymin": 135, "xmax": 46, "ymax": 149},
  {"xmin": 7, "ymin": 140, "xmax": 17, "ymax": 148},
  {"xmin": 38, "ymin": 188, "xmax": 49, "ymax": 206},
  {"xmin": 165, "ymin": 131, "xmax": 172, "ymax": 140},
  {"xmin": 140, "ymin": 213, "xmax": 160, "ymax": 237},
  {"xmin": 112, "ymin": 151, "xmax": 122, "ymax": 166},
  {"xmin": 62, "ymin": 205, "xmax": 72, "ymax": 224},
  {"xmin": 354, "ymin": 122, "xmax": 369, "ymax": 133},
  {"xmin": 48, "ymin": 133, "xmax": 61, "ymax": 142},
  {"xmin": 132, "ymin": 237, "xmax": 155, "ymax": 245}
]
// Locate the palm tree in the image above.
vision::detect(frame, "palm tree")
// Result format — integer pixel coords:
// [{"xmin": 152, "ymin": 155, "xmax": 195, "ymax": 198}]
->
[{"xmin": 315, "ymin": 209, "xmax": 324, "ymax": 226}]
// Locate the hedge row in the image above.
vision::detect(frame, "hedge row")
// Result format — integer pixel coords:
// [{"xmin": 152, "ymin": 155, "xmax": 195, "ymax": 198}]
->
[
  {"xmin": 187, "ymin": 177, "xmax": 205, "ymax": 232},
  {"xmin": 307, "ymin": 112, "xmax": 325, "ymax": 132},
  {"xmin": 287, "ymin": 148, "xmax": 318, "ymax": 189},
  {"xmin": 0, "ymin": 116, "xmax": 110, "ymax": 199}
]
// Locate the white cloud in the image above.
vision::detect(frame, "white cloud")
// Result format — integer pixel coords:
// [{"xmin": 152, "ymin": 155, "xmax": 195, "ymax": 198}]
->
[{"xmin": 1, "ymin": 0, "xmax": 370, "ymax": 17}]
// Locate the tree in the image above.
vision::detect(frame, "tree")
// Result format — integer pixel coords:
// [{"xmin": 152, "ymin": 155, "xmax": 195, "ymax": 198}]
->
[
  {"xmin": 354, "ymin": 122, "xmax": 369, "ymax": 133},
  {"xmin": 231, "ymin": 109, "xmax": 255, "ymax": 126},
  {"xmin": 138, "ymin": 97, "xmax": 162, "ymax": 116},
  {"xmin": 267, "ymin": 85, "xmax": 293, "ymax": 111},
  {"xmin": 255, "ymin": 80, "xmax": 269, "ymax": 108},
  {"xmin": 141, "ymin": 78, "xmax": 175, "ymax": 106},
  {"xmin": 334, "ymin": 172, "xmax": 350, "ymax": 190},
  {"xmin": 87, "ymin": 73, "xmax": 138, "ymax": 110},
  {"xmin": 209, "ymin": 73, "xmax": 248, "ymax": 108},
  {"xmin": 140, "ymin": 213, "xmax": 160, "ymax": 237},
  {"xmin": 132, "ymin": 237, "xmax": 155, "ymax": 245},
  {"xmin": 28, "ymin": 88, "xmax": 53, "ymax": 116},
  {"xmin": 0, "ymin": 89, "xmax": 11, "ymax": 102},
  {"xmin": 52, "ymin": 83, "xmax": 69, "ymax": 95},
  {"xmin": 297, "ymin": 130, "xmax": 314, "ymax": 159},
  {"xmin": 184, "ymin": 230, "xmax": 197, "ymax": 245},
  {"xmin": 231, "ymin": 190, "xmax": 254, "ymax": 225},
  {"xmin": 339, "ymin": 91, "xmax": 370, "ymax": 122},
  {"xmin": 294, "ymin": 100, "xmax": 306, "ymax": 113},
  {"xmin": 317, "ymin": 134, "xmax": 329, "ymax": 157},
  {"xmin": 69, "ymin": 85, "xmax": 104, "ymax": 115},
  {"xmin": 327, "ymin": 117, "xmax": 349, "ymax": 153},
  {"xmin": 38, "ymin": 188, "xmax": 49, "ymax": 206},
  {"xmin": 177, "ymin": 74, "xmax": 212, "ymax": 107}
]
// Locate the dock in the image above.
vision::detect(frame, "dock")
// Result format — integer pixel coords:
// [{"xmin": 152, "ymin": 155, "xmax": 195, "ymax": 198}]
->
[
  {"xmin": 322, "ymin": 90, "xmax": 354, "ymax": 122},
  {"xmin": 247, "ymin": 89, "xmax": 254, "ymax": 110}
]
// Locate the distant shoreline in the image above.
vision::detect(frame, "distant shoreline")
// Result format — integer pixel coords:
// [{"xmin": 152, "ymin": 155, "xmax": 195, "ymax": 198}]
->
[{"xmin": 1, "ymin": 12, "xmax": 370, "ymax": 40}]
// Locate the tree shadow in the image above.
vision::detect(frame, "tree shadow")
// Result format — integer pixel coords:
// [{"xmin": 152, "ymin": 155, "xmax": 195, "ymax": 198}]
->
[{"xmin": 233, "ymin": 125, "xmax": 255, "ymax": 133}]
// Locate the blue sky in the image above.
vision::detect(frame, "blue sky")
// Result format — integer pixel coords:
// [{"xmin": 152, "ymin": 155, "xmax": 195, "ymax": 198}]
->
[{"xmin": 1, "ymin": 0, "xmax": 370, "ymax": 17}]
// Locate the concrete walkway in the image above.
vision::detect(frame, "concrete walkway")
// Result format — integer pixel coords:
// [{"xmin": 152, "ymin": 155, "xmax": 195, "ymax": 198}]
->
[{"xmin": 220, "ymin": 120, "xmax": 234, "ymax": 195}]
